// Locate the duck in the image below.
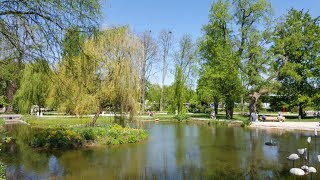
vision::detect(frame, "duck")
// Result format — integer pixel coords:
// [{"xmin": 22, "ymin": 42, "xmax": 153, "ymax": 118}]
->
[{"xmin": 265, "ymin": 139, "xmax": 277, "ymax": 146}]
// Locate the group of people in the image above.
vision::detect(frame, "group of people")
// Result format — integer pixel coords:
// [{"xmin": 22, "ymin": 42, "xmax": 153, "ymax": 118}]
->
[{"xmin": 251, "ymin": 111, "xmax": 285, "ymax": 122}]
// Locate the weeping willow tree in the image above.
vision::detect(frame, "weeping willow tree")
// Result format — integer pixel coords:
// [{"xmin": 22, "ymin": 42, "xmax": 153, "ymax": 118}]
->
[
  {"xmin": 49, "ymin": 26, "xmax": 142, "ymax": 126},
  {"xmin": 14, "ymin": 59, "xmax": 51, "ymax": 113}
]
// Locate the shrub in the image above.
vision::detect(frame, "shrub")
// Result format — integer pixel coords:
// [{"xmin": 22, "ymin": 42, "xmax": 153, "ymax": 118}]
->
[
  {"xmin": 31, "ymin": 128, "xmax": 83, "ymax": 149},
  {"xmin": 241, "ymin": 119, "xmax": 251, "ymax": 128},
  {"xmin": 0, "ymin": 162, "xmax": 5, "ymax": 179},
  {"xmin": 80, "ymin": 128, "xmax": 95, "ymax": 140},
  {"xmin": 28, "ymin": 123, "xmax": 148, "ymax": 148},
  {"xmin": 173, "ymin": 114, "xmax": 190, "ymax": 121}
]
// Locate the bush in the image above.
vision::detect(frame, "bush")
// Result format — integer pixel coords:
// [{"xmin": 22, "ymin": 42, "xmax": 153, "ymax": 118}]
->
[
  {"xmin": 0, "ymin": 162, "xmax": 5, "ymax": 179},
  {"xmin": 241, "ymin": 119, "xmax": 251, "ymax": 128},
  {"xmin": 28, "ymin": 123, "xmax": 148, "ymax": 148},
  {"xmin": 31, "ymin": 128, "xmax": 83, "ymax": 149},
  {"xmin": 173, "ymin": 114, "xmax": 190, "ymax": 121},
  {"xmin": 80, "ymin": 128, "xmax": 95, "ymax": 140},
  {"xmin": 104, "ymin": 124, "xmax": 148, "ymax": 145}
]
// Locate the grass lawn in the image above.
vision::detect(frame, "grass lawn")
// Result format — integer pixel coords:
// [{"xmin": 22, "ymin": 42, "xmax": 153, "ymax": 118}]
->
[{"xmin": 23, "ymin": 115, "xmax": 114, "ymax": 127}]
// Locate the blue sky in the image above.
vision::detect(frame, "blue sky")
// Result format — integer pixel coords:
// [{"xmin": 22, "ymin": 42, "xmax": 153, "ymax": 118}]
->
[
  {"xmin": 101, "ymin": 0, "xmax": 320, "ymax": 85},
  {"xmin": 102, "ymin": 0, "xmax": 319, "ymax": 39}
]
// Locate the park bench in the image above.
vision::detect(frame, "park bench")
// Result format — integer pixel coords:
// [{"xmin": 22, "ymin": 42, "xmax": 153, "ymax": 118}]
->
[{"xmin": 261, "ymin": 116, "xmax": 285, "ymax": 122}]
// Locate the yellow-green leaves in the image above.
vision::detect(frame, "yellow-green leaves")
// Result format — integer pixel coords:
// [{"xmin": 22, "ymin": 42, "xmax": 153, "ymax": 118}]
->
[{"xmin": 50, "ymin": 27, "xmax": 142, "ymax": 119}]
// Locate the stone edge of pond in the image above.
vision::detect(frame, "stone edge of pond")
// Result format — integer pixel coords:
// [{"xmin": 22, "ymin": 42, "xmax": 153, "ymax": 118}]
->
[{"xmin": 249, "ymin": 122, "xmax": 320, "ymax": 132}]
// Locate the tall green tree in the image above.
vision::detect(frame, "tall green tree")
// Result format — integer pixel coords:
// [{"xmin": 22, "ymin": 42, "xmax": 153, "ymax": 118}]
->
[
  {"xmin": 172, "ymin": 35, "xmax": 197, "ymax": 115},
  {"xmin": 232, "ymin": 0, "xmax": 273, "ymax": 114},
  {"xmin": 198, "ymin": 0, "xmax": 274, "ymax": 117},
  {"xmin": 49, "ymin": 27, "xmax": 142, "ymax": 125},
  {"xmin": 198, "ymin": 0, "xmax": 242, "ymax": 118},
  {"xmin": 0, "ymin": 58, "xmax": 23, "ymax": 111},
  {"xmin": 172, "ymin": 66, "xmax": 186, "ymax": 114},
  {"xmin": 272, "ymin": 9, "xmax": 320, "ymax": 117},
  {"xmin": 0, "ymin": 0, "xmax": 102, "ymax": 110},
  {"xmin": 14, "ymin": 59, "xmax": 51, "ymax": 113}
]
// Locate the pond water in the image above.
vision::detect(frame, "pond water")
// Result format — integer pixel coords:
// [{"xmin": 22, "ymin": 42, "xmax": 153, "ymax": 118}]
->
[{"xmin": 2, "ymin": 122, "xmax": 320, "ymax": 179}]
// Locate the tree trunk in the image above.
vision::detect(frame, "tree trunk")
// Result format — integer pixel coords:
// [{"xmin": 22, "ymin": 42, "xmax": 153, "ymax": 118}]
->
[
  {"xmin": 299, "ymin": 103, "xmax": 303, "ymax": 119},
  {"xmin": 225, "ymin": 106, "xmax": 233, "ymax": 119},
  {"xmin": 141, "ymin": 55, "xmax": 147, "ymax": 113},
  {"xmin": 5, "ymin": 80, "xmax": 18, "ymax": 112},
  {"xmin": 90, "ymin": 106, "xmax": 102, "ymax": 126},
  {"xmin": 160, "ymin": 88, "xmax": 164, "ymax": 112},
  {"xmin": 225, "ymin": 96, "xmax": 234, "ymax": 119},
  {"xmin": 141, "ymin": 77, "xmax": 146, "ymax": 113},
  {"xmin": 249, "ymin": 92, "xmax": 261, "ymax": 114},
  {"xmin": 214, "ymin": 97, "xmax": 219, "ymax": 115},
  {"xmin": 240, "ymin": 96, "xmax": 244, "ymax": 115}
]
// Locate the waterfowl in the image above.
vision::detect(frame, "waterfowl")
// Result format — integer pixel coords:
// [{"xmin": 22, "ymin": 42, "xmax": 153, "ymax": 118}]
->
[{"xmin": 265, "ymin": 139, "xmax": 277, "ymax": 146}]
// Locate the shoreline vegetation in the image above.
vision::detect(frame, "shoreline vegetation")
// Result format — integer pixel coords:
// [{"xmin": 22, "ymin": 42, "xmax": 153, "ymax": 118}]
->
[
  {"xmin": 1, "ymin": 112, "xmax": 320, "ymax": 151},
  {"xmin": 0, "ymin": 116, "xmax": 148, "ymax": 150}
]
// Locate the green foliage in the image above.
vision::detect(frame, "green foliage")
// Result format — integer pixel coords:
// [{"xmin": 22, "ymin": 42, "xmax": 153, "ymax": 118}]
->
[
  {"xmin": 80, "ymin": 128, "xmax": 96, "ymax": 140},
  {"xmin": 272, "ymin": 9, "xmax": 320, "ymax": 115},
  {"xmin": 173, "ymin": 114, "xmax": 190, "ymax": 121},
  {"xmin": 0, "ymin": 59, "xmax": 24, "ymax": 107},
  {"xmin": 0, "ymin": 96, "xmax": 7, "ymax": 109},
  {"xmin": 0, "ymin": 0, "xmax": 101, "ymax": 61},
  {"xmin": 241, "ymin": 119, "xmax": 251, "ymax": 128},
  {"xmin": 145, "ymin": 83, "xmax": 161, "ymax": 111},
  {"xmin": 31, "ymin": 128, "xmax": 83, "ymax": 149},
  {"xmin": 207, "ymin": 120, "xmax": 227, "ymax": 126},
  {"xmin": 0, "ymin": 118, "xmax": 4, "ymax": 128},
  {"xmin": 24, "ymin": 116, "xmax": 113, "ymax": 127},
  {"xmin": 105, "ymin": 124, "xmax": 148, "ymax": 145},
  {"xmin": 24, "ymin": 117, "xmax": 148, "ymax": 148},
  {"xmin": 49, "ymin": 27, "xmax": 142, "ymax": 124},
  {"xmin": 0, "ymin": 162, "xmax": 5, "ymax": 179},
  {"xmin": 14, "ymin": 59, "xmax": 51, "ymax": 113},
  {"xmin": 172, "ymin": 67, "xmax": 187, "ymax": 114},
  {"xmin": 198, "ymin": 0, "xmax": 275, "ymax": 116},
  {"xmin": 198, "ymin": 0, "xmax": 243, "ymax": 118}
]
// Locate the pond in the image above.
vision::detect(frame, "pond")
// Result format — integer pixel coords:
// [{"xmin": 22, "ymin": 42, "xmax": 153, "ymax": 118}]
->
[{"xmin": 1, "ymin": 122, "xmax": 319, "ymax": 179}]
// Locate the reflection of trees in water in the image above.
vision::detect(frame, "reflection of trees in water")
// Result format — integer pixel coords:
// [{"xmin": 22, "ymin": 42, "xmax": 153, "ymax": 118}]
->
[
  {"xmin": 0, "ymin": 125, "xmax": 65, "ymax": 179},
  {"xmin": 3, "ymin": 123, "xmax": 320, "ymax": 179},
  {"xmin": 0, "ymin": 125, "xmax": 49, "ymax": 173},
  {"xmin": 48, "ymin": 155, "xmax": 64, "ymax": 177},
  {"xmin": 5, "ymin": 155, "xmax": 64, "ymax": 179}
]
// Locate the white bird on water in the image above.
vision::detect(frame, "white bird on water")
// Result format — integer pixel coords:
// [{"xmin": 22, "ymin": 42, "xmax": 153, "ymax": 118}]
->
[
  {"xmin": 308, "ymin": 166, "xmax": 316, "ymax": 173},
  {"xmin": 307, "ymin": 137, "xmax": 311, "ymax": 143},
  {"xmin": 290, "ymin": 168, "xmax": 305, "ymax": 176},
  {"xmin": 287, "ymin": 154, "xmax": 299, "ymax": 167},
  {"xmin": 297, "ymin": 148, "xmax": 305, "ymax": 155}
]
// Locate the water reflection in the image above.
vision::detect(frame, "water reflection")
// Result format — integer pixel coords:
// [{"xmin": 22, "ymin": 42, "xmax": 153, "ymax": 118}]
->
[{"xmin": 2, "ymin": 122, "xmax": 320, "ymax": 179}]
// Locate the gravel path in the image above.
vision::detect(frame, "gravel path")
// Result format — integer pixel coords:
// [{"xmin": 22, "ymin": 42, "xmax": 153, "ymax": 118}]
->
[{"xmin": 250, "ymin": 121, "xmax": 320, "ymax": 131}]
